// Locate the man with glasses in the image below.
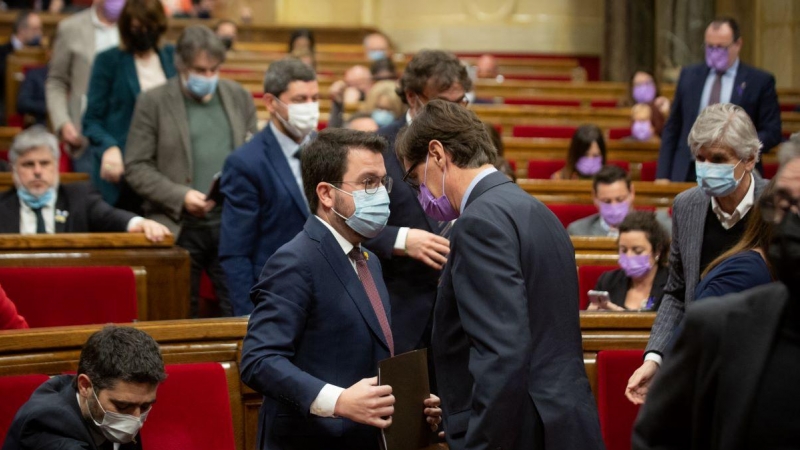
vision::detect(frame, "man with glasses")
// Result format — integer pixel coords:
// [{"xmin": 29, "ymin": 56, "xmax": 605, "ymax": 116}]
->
[
  {"xmin": 656, "ymin": 17, "xmax": 781, "ymax": 182},
  {"xmin": 365, "ymin": 50, "xmax": 472, "ymax": 357},
  {"xmin": 241, "ymin": 128, "xmax": 442, "ymax": 450},
  {"xmin": 218, "ymin": 58, "xmax": 318, "ymax": 316},
  {"xmin": 633, "ymin": 133, "xmax": 800, "ymax": 449},
  {"xmin": 125, "ymin": 25, "xmax": 258, "ymax": 318},
  {"xmin": 627, "ymin": 103, "xmax": 769, "ymax": 405}
]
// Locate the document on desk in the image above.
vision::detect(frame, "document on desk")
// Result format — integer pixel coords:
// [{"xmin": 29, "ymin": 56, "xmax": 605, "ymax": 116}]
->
[{"xmin": 378, "ymin": 348, "xmax": 431, "ymax": 450}]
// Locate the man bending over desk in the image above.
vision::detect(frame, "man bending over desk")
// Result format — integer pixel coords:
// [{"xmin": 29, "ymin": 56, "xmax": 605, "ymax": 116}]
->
[{"xmin": 0, "ymin": 126, "xmax": 169, "ymax": 241}]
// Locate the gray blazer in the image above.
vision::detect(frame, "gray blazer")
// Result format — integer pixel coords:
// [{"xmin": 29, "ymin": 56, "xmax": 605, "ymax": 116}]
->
[
  {"xmin": 646, "ymin": 175, "xmax": 768, "ymax": 354},
  {"xmin": 567, "ymin": 211, "xmax": 673, "ymax": 237},
  {"xmin": 124, "ymin": 77, "xmax": 258, "ymax": 233},
  {"xmin": 45, "ymin": 8, "xmax": 95, "ymax": 139}
]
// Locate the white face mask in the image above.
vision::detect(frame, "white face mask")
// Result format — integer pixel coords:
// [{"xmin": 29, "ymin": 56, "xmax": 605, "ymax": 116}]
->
[
  {"xmin": 90, "ymin": 388, "xmax": 149, "ymax": 444},
  {"xmin": 275, "ymin": 98, "xmax": 319, "ymax": 139}
]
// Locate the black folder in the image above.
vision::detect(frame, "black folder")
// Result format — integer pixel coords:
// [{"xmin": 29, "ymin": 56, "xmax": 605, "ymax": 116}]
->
[
  {"xmin": 206, "ymin": 172, "xmax": 223, "ymax": 203},
  {"xmin": 378, "ymin": 348, "xmax": 431, "ymax": 450}
]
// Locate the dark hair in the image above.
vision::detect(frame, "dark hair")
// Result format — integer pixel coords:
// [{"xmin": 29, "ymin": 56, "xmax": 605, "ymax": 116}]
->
[
  {"xmin": 562, "ymin": 124, "xmax": 606, "ymax": 179},
  {"xmin": 12, "ymin": 10, "xmax": 35, "ymax": 34},
  {"xmin": 370, "ymin": 58, "xmax": 397, "ymax": 80},
  {"xmin": 263, "ymin": 58, "xmax": 317, "ymax": 98},
  {"xmin": 592, "ymin": 164, "xmax": 630, "ymax": 192},
  {"xmin": 483, "ymin": 122, "xmax": 504, "ymax": 157},
  {"xmin": 288, "ymin": 28, "xmax": 315, "ymax": 53},
  {"xmin": 345, "ymin": 112, "xmax": 376, "ymax": 126},
  {"xmin": 396, "ymin": 99, "xmax": 496, "ymax": 170},
  {"xmin": 627, "ymin": 69, "xmax": 661, "ymax": 103},
  {"xmin": 396, "ymin": 50, "xmax": 473, "ymax": 106},
  {"xmin": 301, "ymin": 128, "xmax": 387, "ymax": 213},
  {"xmin": 118, "ymin": 0, "xmax": 168, "ymax": 53},
  {"xmin": 175, "ymin": 25, "xmax": 227, "ymax": 70},
  {"xmin": 214, "ymin": 19, "xmax": 237, "ymax": 33},
  {"xmin": 618, "ymin": 211, "xmax": 671, "ymax": 268},
  {"xmin": 709, "ymin": 16, "xmax": 741, "ymax": 42},
  {"xmin": 494, "ymin": 157, "xmax": 516, "ymax": 182},
  {"xmin": 75, "ymin": 326, "xmax": 166, "ymax": 391}
]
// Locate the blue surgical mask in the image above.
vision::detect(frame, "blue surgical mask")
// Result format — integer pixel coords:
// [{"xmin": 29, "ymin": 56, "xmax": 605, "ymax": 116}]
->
[
  {"xmin": 184, "ymin": 73, "xmax": 219, "ymax": 99},
  {"xmin": 371, "ymin": 109, "xmax": 394, "ymax": 127},
  {"xmin": 695, "ymin": 160, "xmax": 744, "ymax": 197},
  {"xmin": 367, "ymin": 50, "xmax": 387, "ymax": 61},
  {"xmin": 330, "ymin": 185, "xmax": 391, "ymax": 238},
  {"xmin": 17, "ymin": 187, "xmax": 54, "ymax": 209}
]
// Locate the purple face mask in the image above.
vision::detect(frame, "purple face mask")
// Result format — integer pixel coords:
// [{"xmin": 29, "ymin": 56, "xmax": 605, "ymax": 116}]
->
[
  {"xmin": 103, "ymin": 0, "xmax": 126, "ymax": 21},
  {"xmin": 705, "ymin": 46, "xmax": 730, "ymax": 72},
  {"xmin": 632, "ymin": 83, "xmax": 656, "ymax": 104},
  {"xmin": 619, "ymin": 253, "xmax": 652, "ymax": 279},
  {"xmin": 575, "ymin": 156, "xmax": 603, "ymax": 176},
  {"xmin": 599, "ymin": 201, "xmax": 630, "ymax": 227},
  {"xmin": 418, "ymin": 155, "xmax": 459, "ymax": 222},
  {"xmin": 631, "ymin": 120, "xmax": 653, "ymax": 141}
]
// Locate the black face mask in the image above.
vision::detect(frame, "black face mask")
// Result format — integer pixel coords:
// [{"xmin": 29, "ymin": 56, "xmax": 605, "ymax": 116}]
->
[
  {"xmin": 767, "ymin": 212, "xmax": 800, "ymax": 295},
  {"xmin": 219, "ymin": 36, "xmax": 233, "ymax": 51},
  {"xmin": 129, "ymin": 29, "xmax": 159, "ymax": 53}
]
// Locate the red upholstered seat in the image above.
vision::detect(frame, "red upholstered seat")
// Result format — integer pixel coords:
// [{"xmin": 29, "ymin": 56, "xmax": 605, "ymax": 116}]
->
[
  {"xmin": 318, "ymin": 121, "xmax": 328, "ymax": 131},
  {"xmin": 0, "ymin": 267, "xmax": 138, "ymax": 328},
  {"xmin": 640, "ymin": 161, "xmax": 658, "ymax": 181},
  {"xmin": 607, "ymin": 160, "xmax": 630, "ymax": 172},
  {"xmin": 0, "ymin": 374, "xmax": 50, "ymax": 447},
  {"xmin": 607, "ymin": 127, "xmax": 632, "ymax": 140},
  {"xmin": 763, "ymin": 162, "xmax": 779, "ymax": 179},
  {"xmin": 503, "ymin": 98, "xmax": 581, "ymax": 107},
  {"xmin": 512, "ymin": 125, "xmax": 577, "ymax": 139},
  {"xmin": 527, "ymin": 159, "xmax": 565, "ymax": 179},
  {"xmin": 597, "ymin": 350, "xmax": 644, "ymax": 450},
  {"xmin": 546, "ymin": 203, "xmax": 597, "ymax": 229},
  {"xmin": 577, "ymin": 265, "xmax": 617, "ymax": 310},
  {"xmin": 590, "ymin": 99, "xmax": 618, "ymax": 108},
  {"xmin": 141, "ymin": 363, "xmax": 235, "ymax": 450}
]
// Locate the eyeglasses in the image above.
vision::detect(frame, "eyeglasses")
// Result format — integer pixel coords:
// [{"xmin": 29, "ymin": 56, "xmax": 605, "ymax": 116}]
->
[
  {"xmin": 402, "ymin": 162, "xmax": 422, "ymax": 192},
  {"xmin": 760, "ymin": 192, "xmax": 800, "ymax": 224},
  {"xmin": 330, "ymin": 175, "xmax": 393, "ymax": 194}
]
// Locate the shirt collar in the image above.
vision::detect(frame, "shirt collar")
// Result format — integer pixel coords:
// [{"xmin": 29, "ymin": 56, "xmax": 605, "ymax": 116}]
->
[
  {"xmin": 460, "ymin": 167, "xmax": 497, "ymax": 213},
  {"xmin": 269, "ymin": 121, "xmax": 308, "ymax": 160},
  {"xmin": 711, "ymin": 172, "xmax": 755, "ymax": 230},
  {"xmin": 718, "ymin": 58, "xmax": 740, "ymax": 77},
  {"xmin": 90, "ymin": 6, "xmax": 114, "ymax": 29},
  {"xmin": 315, "ymin": 215, "xmax": 355, "ymax": 256},
  {"xmin": 405, "ymin": 110, "xmax": 412, "ymax": 125}
]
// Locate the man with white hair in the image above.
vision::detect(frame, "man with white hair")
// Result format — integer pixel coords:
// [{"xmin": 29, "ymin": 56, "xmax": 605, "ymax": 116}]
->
[
  {"xmin": 0, "ymin": 126, "xmax": 168, "ymax": 241},
  {"xmin": 626, "ymin": 103, "xmax": 769, "ymax": 404}
]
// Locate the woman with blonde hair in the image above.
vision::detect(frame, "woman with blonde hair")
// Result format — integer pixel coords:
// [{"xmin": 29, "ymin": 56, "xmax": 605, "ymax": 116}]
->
[{"xmin": 361, "ymin": 80, "xmax": 405, "ymax": 127}]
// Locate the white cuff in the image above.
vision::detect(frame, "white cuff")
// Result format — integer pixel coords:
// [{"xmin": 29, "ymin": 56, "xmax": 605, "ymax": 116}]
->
[
  {"xmin": 644, "ymin": 352, "xmax": 662, "ymax": 366},
  {"xmin": 393, "ymin": 227, "xmax": 410, "ymax": 252},
  {"xmin": 309, "ymin": 384, "xmax": 345, "ymax": 417},
  {"xmin": 126, "ymin": 216, "xmax": 145, "ymax": 232}
]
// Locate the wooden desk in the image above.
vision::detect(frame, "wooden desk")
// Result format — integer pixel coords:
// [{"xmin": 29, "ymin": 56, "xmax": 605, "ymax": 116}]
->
[
  {"xmin": 0, "ymin": 234, "xmax": 190, "ymax": 320},
  {"xmin": 0, "ymin": 172, "xmax": 88, "ymax": 191},
  {"xmin": 519, "ymin": 179, "xmax": 694, "ymax": 206},
  {"xmin": 571, "ymin": 236, "xmax": 620, "ymax": 266}
]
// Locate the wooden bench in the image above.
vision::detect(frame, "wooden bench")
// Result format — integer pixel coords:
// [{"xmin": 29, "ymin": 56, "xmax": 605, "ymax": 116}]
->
[
  {"xmin": 0, "ymin": 234, "xmax": 190, "ymax": 320},
  {"xmin": 0, "ymin": 126, "xmax": 21, "ymax": 150},
  {"xmin": 520, "ymin": 179, "xmax": 693, "ymax": 207},
  {"xmin": 0, "ymin": 314, "xmax": 653, "ymax": 450},
  {"xmin": 0, "ymin": 172, "xmax": 88, "ymax": 191}
]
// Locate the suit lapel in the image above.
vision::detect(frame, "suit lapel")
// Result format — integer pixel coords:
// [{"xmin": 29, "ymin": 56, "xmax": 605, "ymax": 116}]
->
[
  {"xmin": 263, "ymin": 128, "xmax": 308, "ymax": 215},
  {"xmin": 690, "ymin": 65, "xmax": 711, "ymax": 121},
  {"xmin": 122, "ymin": 52, "xmax": 140, "ymax": 102},
  {"xmin": 165, "ymin": 81, "xmax": 193, "ymax": 172},
  {"xmin": 730, "ymin": 63, "xmax": 748, "ymax": 106},
  {"xmin": 55, "ymin": 186, "xmax": 69, "ymax": 233},
  {"xmin": 0, "ymin": 191, "xmax": 21, "ymax": 233},
  {"xmin": 311, "ymin": 221, "xmax": 391, "ymax": 352},
  {"xmin": 685, "ymin": 191, "xmax": 708, "ymax": 285},
  {"xmin": 218, "ymin": 82, "xmax": 244, "ymax": 148},
  {"xmin": 717, "ymin": 285, "xmax": 787, "ymax": 449}
]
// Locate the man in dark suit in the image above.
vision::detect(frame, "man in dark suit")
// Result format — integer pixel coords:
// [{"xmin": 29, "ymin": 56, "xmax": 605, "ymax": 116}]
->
[
  {"xmin": 396, "ymin": 100, "xmax": 603, "ymax": 450},
  {"xmin": 0, "ymin": 11, "xmax": 42, "ymax": 124},
  {"xmin": 656, "ymin": 17, "xmax": 781, "ymax": 182},
  {"xmin": 240, "ymin": 128, "xmax": 441, "ymax": 450},
  {"xmin": 633, "ymin": 137, "xmax": 800, "ymax": 449},
  {"xmin": 366, "ymin": 50, "xmax": 471, "ymax": 355},
  {"xmin": 0, "ymin": 126, "xmax": 169, "ymax": 240},
  {"xmin": 626, "ymin": 103, "xmax": 769, "ymax": 405},
  {"xmin": 219, "ymin": 58, "xmax": 318, "ymax": 316},
  {"xmin": 3, "ymin": 326, "xmax": 166, "ymax": 450}
]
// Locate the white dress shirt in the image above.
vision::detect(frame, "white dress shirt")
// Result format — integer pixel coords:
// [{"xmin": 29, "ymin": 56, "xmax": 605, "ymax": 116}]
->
[
  {"xmin": 91, "ymin": 6, "xmax": 120, "ymax": 55},
  {"xmin": 699, "ymin": 58, "xmax": 740, "ymax": 114},
  {"xmin": 711, "ymin": 172, "xmax": 755, "ymax": 230}
]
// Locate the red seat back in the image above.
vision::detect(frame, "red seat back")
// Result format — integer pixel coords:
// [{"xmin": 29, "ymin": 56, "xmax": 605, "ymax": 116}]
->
[
  {"xmin": 0, "ymin": 374, "xmax": 50, "ymax": 447},
  {"xmin": 141, "ymin": 363, "xmax": 235, "ymax": 450},
  {"xmin": 546, "ymin": 203, "xmax": 597, "ymax": 229},
  {"xmin": 607, "ymin": 127, "xmax": 632, "ymax": 140},
  {"xmin": 513, "ymin": 125, "xmax": 577, "ymax": 139},
  {"xmin": 527, "ymin": 159, "xmax": 565, "ymax": 179},
  {"xmin": 504, "ymin": 98, "xmax": 581, "ymax": 107},
  {"xmin": 607, "ymin": 160, "xmax": 630, "ymax": 172},
  {"xmin": 577, "ymin": 265, "xmax": 617, "ymax": 309},
  {"xmin": 0, "ymin": 267, "xmax": 138, "ymax": 328},
  {"xmin": 597, "ymin": 350, "xmax": 644, "ymax": 450},
  {"xmin": 763, "ymin": 162, "xmax": 779, "ymax": 179},
  {"xmin": 590, "ymin": 99, "xmax": 618, "ymax": 108},
  {"xmin": 317, "ymin": 121, "xmax": 328, "ymax": 131},
  {"xmin": 640, "ymin": 161, "xmax": 657, "ymax": 181}
]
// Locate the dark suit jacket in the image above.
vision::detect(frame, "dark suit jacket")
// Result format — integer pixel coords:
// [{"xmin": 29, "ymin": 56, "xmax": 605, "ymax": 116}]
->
[
  {"xmin": 633, "ymin": 282, "xmax": 790, "ymax": 450},
  {"xmin": 82, "ymin": 45, "xmax": 176, "ymax": 205},
  {"xmin": 595, "ymin": 266, "xmax": 669, "ymax": 311},
  {"xmin": 0, "ymin": 182, "xmax": 136, "ymax": 233},
  {"xmin": 656, "ymin": 62, "xmax": 782, "ymax": 181},
  {"xmin": 240, "ymin": 216, "xmax": 392, "ymax": 450},
  {"xmin": 219, "ymin": 126, "xmax": 309, "ymax": 316},
  {"xmin": 0, "ymin": 41, "xmax": 15, "ymax": 123},
  {"xmin": 694, "ymin": 249, "xmax": 772, "ymax": 301},
  {"xmin": 434, "ymin": 171, "xmax": 603, "ymax": 450},
  {"xmin": 2, "ymin": 374, "xmax": 142, "ymax": 450},
  {"xmin": 17, "ymin": 65, "xmax": 47, "ymax": 125},
  {"xmin": 363, "ymin": 117, "xmax": 440, "ymax": 354}
]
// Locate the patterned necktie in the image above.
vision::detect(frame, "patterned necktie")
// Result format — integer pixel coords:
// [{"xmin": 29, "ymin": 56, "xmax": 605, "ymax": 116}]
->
[
  {"xmin": 348, "ymin": 247, "xmax": 394, "ymax": 356},
  {"xmin": 32, "ymin": 207, "xmax": 46, "ymax": 234},
  {"xmin": 709, "ymin": 71, "xmax": 724, "ymax": 105}
]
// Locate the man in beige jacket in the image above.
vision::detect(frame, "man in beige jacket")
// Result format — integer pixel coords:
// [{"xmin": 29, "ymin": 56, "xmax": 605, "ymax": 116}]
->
[
  {"xmin": 125, "ymin": 25, "xmax": 258, "ymax": 318},
  {"xmin": 45, "ymin": 0, "xmax": 122, "ymax": 172}
]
